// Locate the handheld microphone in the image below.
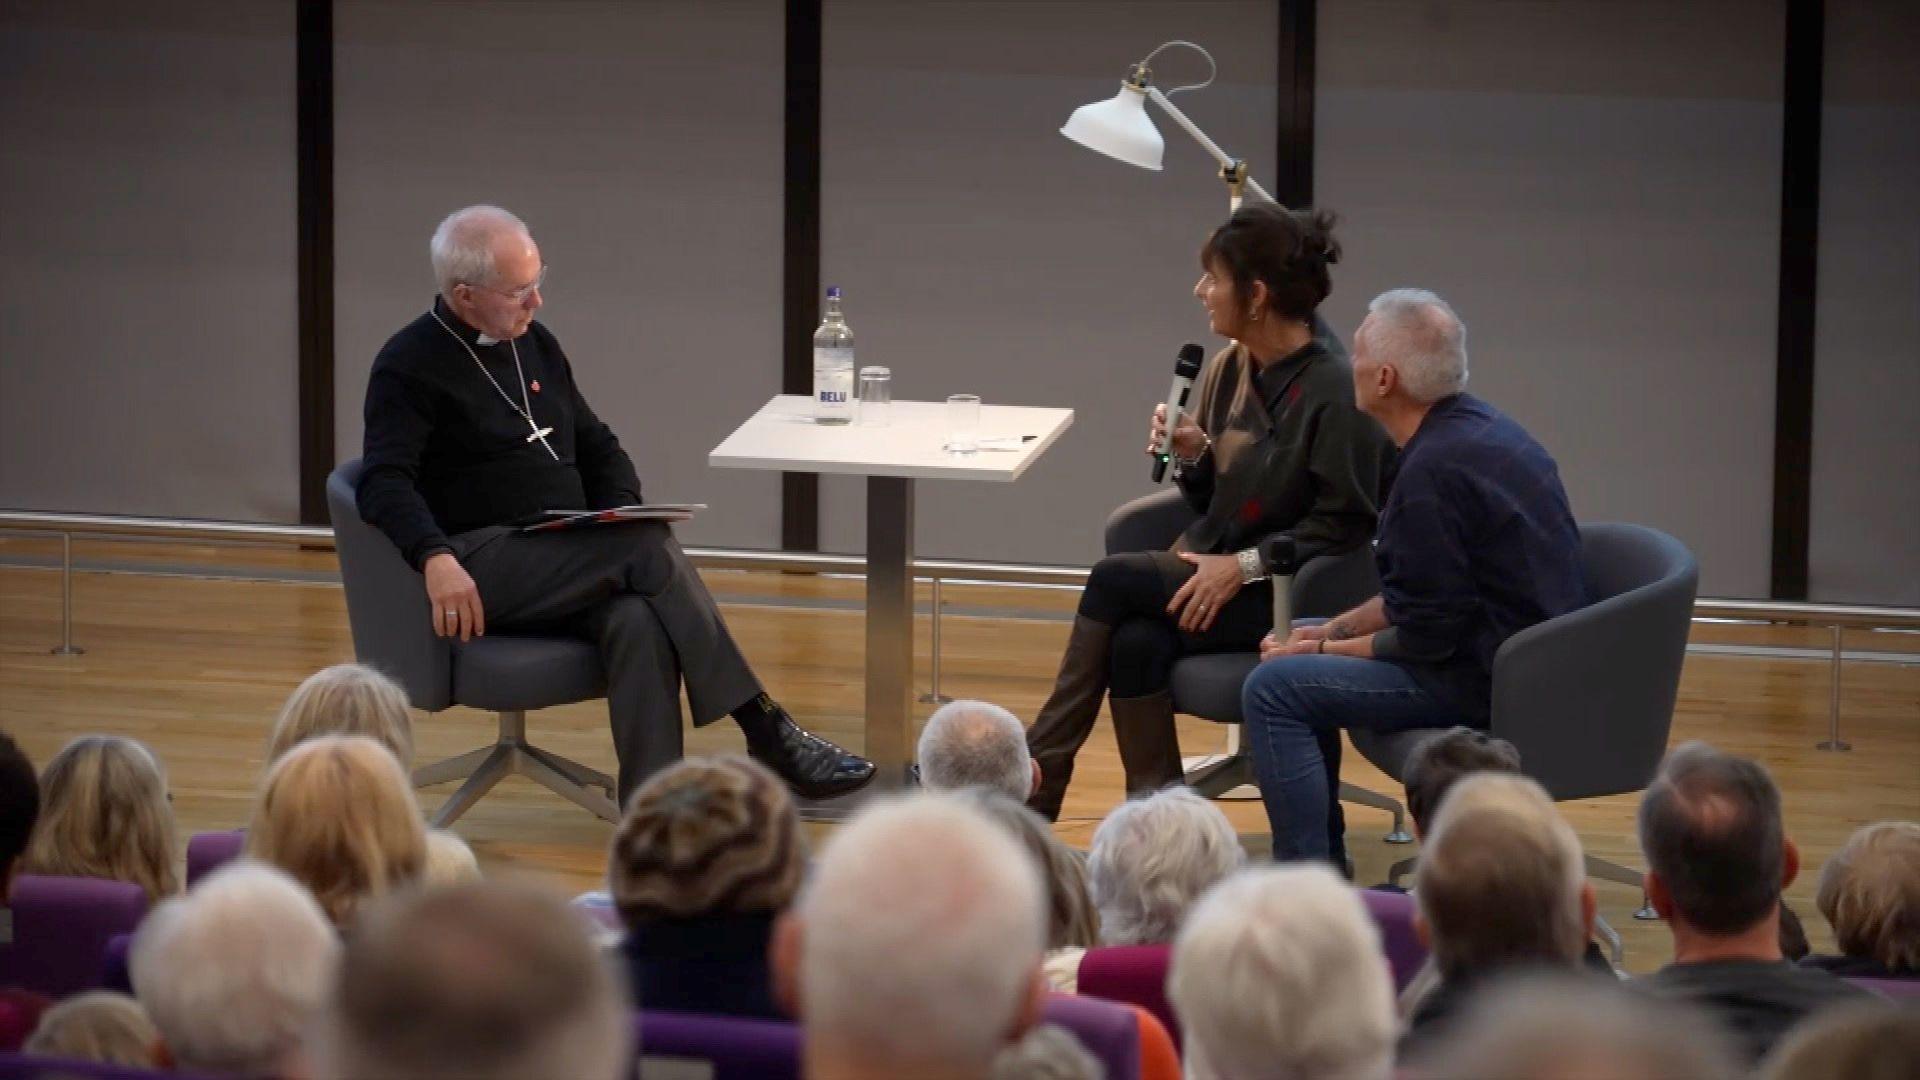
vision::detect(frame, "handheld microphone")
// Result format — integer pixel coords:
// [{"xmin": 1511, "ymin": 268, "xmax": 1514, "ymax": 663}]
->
[{"xmin": 1151, "ymin": 344, "xmax": 1207, "ymax": 483}]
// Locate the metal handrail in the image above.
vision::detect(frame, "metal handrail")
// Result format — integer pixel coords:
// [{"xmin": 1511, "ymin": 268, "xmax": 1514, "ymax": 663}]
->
[{"xmin": 4, "ymin": 509, "xmax": 1916, "ymax": 749}]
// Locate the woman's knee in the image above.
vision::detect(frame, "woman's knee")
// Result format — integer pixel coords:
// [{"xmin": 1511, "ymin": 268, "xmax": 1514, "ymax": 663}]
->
[
  {"xmin": 1242, "ymin": 657, "xmax": 1311, "ymax": 725},
  {"xmin": 1109, "ymin": 618, "xmax": 1179, "ymax": 696},
  {"xmin": 1079, "ymin": 554, "xmax": 1161, "ymax": 623}
]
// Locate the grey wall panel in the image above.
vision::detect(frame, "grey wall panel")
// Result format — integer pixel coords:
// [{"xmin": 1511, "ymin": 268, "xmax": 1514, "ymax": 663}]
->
[
  {"xmin": 1316, "ymin": 1, "xmax": 1784, "ymax": 598},
  {"xmin": 0, "ymin": 2, "xmax": 298, "ymax": 521},
  {"xmin": 818, "ymin": 1, "xmax": 1278, "ymax": 564},
  {"xmin": 332, "ymin": 0, "xmax": 784, "ymax": 550},
  {"xmin": 1808, "ymin": 1, "xmax": 1920, "ymax": 605}
]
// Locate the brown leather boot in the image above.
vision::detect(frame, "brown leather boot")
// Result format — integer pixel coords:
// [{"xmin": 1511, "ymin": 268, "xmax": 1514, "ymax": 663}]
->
[
  {"xmin": 1110, "ymin": 689, "xmax": 1184, "ymax": 796},
  {"xmin": 1024, "ymin": 616, "xmax": 1113, "ymax": 821}
]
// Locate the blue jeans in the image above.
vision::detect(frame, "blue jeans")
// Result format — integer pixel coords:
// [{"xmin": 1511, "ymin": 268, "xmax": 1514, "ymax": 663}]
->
[{"xmin": 1241, "ymin": 653, "xmax": 1466, "ymax": 864}]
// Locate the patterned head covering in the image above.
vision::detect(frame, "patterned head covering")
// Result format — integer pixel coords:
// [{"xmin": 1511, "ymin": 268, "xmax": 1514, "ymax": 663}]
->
[{"xmin": 608, "ymin": 755, "xmax": 805, "ymax": 924}]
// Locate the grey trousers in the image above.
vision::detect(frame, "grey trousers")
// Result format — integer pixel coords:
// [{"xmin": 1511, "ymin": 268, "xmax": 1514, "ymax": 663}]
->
[{"xmin": 449, "ymin": 521, "xmax": 762, "ymax": 800}]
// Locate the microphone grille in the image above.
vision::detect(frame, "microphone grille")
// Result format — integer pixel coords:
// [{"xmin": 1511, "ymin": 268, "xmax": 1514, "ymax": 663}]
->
[{"xmin": 1176, "ymin": 343, "xmax": 1206, "ymax": 376}]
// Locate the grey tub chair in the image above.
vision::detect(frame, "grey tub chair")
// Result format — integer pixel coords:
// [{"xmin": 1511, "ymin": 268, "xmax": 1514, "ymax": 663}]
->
[
  {"xmin": 1346, "ymin": 522, "xmax": 1699, "ymax": 928},
  {"xmin": 327, "ymin": 459, "xmax": 641, "ymax": 826},
  {"xmin": 1103, "ymin": 488, "xmax": 1402, "ymax": 834}
]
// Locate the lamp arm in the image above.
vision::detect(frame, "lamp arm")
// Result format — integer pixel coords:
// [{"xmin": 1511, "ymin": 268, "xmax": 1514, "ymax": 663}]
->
[{"xmin": 1145, "ymin": 85, "xmax": 1276, "ymax": 206}]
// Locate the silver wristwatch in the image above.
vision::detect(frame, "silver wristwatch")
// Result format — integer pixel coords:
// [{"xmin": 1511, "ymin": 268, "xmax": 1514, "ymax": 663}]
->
[{"xmin": 1236, "ymin": 547, "xmax": 1268, "ymax": 584}]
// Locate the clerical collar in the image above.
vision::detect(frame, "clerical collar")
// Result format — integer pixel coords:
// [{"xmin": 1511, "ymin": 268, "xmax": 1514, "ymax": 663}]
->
[{"xmin": 431, "ymin": 296, "xmax": 501, "ymax": 347}]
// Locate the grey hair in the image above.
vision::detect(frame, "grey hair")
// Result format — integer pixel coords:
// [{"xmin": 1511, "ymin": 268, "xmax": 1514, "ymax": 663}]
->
[
  {"xmin": 1417, "ymin": 773, "xmax": 1587, "ymax": 979},
  {"xmin": 917, "ymin": 700, "xmax": 1033, "ymax": 801},
  {"xmin": 1363, "ymin": 288, "xmax": 1469, "ymax": 404},
  {"xmin": 130, "ymin": 860, "xmax": 340, "ymax": 1078},
  {"xmin": 991, "ymin": 1023, "xmax": 1103, "ymax": 1080},
  {"xmin": 430, "ymin": 205, "xmax": 530, "ymax": 296},
  {"xmin": 1088, "ymin": 788, "xmax": 1244, "ymax": 946},
  {"xmin": 1420, "ymin": 973, "xmax": 1740, "ymax": 1079},
  {"xmin": 1171, "ymin": 865, "xmax": 1396, "ymax": 1080}
]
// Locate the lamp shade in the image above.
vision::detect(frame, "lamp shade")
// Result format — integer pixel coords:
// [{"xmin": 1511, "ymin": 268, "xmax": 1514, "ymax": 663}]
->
[{"xmin": 1060, "ymin": 83, "xmax": 1163, "ymax": 171}]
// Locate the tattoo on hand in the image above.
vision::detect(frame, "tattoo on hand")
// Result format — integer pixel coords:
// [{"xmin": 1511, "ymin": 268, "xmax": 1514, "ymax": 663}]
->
[{"xmin": 1324, "ymin": 622, "xmax": 1353, "ymax": 642}]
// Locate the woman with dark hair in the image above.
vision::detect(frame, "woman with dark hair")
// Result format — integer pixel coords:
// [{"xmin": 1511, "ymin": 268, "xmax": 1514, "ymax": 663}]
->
[{"xmin": 1026, "ymin": 202, "xmax": 1392, "ymax": 821}]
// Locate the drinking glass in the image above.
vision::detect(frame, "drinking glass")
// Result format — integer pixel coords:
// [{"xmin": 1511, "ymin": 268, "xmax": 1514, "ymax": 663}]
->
[
  {"xmin": 945, "ymin": 394, "xmax": 981, "ymax": 453},
  {"xmin": 857, "ymin": 366, "xmax": 892, "ymax": 426}
]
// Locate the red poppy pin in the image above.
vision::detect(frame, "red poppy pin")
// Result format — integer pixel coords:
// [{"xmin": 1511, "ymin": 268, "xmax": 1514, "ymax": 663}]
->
[
  {"xmin": 1239, "ymin": 498, "xmax": 1264, "ymax": 524},
  {"xmin": 530, "ymin": 380, "xmax": 541, "ymax": 394}
]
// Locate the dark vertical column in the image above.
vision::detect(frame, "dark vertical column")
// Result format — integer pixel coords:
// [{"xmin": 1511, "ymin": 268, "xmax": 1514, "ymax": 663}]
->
[
  {"xmin": 1771, "ymin": 0, "xmax": 1824, "ymax": 599},
  {"xmin": 296, "ymin": 0, "xmax": 335, "ymax": 525},
  {"xmin": 1274, "ymin": 0, "xmax": 1317, "ymax": 208},
  {"xmin": 782, "ymin": 0, "xmax": 823, "ymax": 551}
]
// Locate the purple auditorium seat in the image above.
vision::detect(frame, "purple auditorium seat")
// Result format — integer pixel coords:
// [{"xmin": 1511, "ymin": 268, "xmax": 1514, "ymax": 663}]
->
[
  {"xmin": 1846, "ymin": 976, "xmax": 1920, "ymax": 1000},
  {"xmin": 635, "ymin": 1010, "xmax": 801, "ymax": 1080},
  {"xmin": 1361, "ymin": 888, "xmax": 1428, "ymax": 992},
  {"xmin": 0, "ymin": 1054, "xmax": 177, "ymax": 1079},
  {"xmin": 0, "ymin": 877, "xmax": 148, "ymax": 999},
  {"xmin": 1041, "ymin": 993, "xmax": 1143, "ymax": 1080},
  {"xmin": 1076, "ymin": 944, "xmax": 1178, "ymax": 1052},
  {"xmin": 98, "ymin": 936, "xmax": 133, "ymax": 996},
  {"xmin": 185, "ymin": 830, "xmax": 246, "ymax": 887}
]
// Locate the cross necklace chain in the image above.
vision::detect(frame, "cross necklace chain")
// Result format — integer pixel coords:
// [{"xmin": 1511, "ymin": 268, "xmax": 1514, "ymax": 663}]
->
[{"xmin": 430, "ymin": 310, "xmax": 559, "ymax": 460}]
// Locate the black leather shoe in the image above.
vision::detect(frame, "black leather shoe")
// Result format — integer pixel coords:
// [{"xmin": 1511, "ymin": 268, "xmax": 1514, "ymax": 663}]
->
[{"xmin": 747, "ymin": 707, "xmax": 876, "ymax": 800}]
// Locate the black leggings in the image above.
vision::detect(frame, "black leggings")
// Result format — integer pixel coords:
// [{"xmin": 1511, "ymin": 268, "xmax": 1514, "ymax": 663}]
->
[{"xmin": 1077, "ymin": 550, "xmax": 1273, "ymax": 697}]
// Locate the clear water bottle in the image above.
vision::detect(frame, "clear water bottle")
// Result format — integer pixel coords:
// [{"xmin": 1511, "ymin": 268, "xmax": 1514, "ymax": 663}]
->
[{"xmin": 812, "ymin": 286, "xmax": 855, "ymax": 425}]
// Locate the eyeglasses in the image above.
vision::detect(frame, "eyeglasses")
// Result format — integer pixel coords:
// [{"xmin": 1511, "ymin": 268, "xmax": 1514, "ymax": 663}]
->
[{"xmin": 466, "ymin": 264, "xmax": 548, "ymax": 304}]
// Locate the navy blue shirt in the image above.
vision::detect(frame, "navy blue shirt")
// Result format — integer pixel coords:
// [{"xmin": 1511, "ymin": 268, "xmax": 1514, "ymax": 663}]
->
[{"xmin": 1372, "ymin": 394, "xmax": 1585, "ymax": 721}]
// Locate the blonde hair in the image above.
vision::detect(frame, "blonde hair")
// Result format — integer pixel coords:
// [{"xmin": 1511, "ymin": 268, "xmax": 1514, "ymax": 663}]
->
[
  {"xmin": 247, "ymin": 735, "xmax": 426, "ymax": 926},
  {"xmin": 421, "ymin": 829, "xmax": 481, "ymax": 887},
  {"xmin": 24, "ymin": 991, "xmax": 159, "ymax": 1068},
  {"xmin": 266, "ymin": 663, "xmax": 415, "ymax": 769},
  {"xmin": 1817, "ymin": 821, "xmax": 1920, "ymax": 973},
  {"xmin": 23, "ymin": 736, "xmax": 179, "ymax": 901}
]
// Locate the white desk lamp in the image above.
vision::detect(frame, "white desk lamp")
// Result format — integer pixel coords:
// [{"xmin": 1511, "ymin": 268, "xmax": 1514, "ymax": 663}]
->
[{"xmin": 1060, "ymin": 40, "xmax": 1274, "ymax": 213}]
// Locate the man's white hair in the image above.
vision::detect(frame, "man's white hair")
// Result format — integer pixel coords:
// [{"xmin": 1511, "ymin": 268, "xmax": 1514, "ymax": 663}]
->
[
  {"xmin": 1170, "ymin": 865, "xmax": 1396, "ymax": 1080},
  {"xmin": 800, "ymin": 793, "xmax": 1045, "ymax": 1070},
  {"xmin": 1418, "ymin": 772, "xmax": 1588, "ymax": 978},
  {"xmin": 129, "ymin": 859, "xmax": 339, "ymax": 1077},
  {"xmin": 917, "ymin": 700, "xmax": 1033, "ymax": 801},
  {"xmin": 1362, "ymin": 288, "xmax": 1469, "ymax": 404},
  {"xmin": 1087, "ymin": 788, "xmax": 1244, "ymax": 946},
  {"xmin": 430, "ymin": 204, "xmax": 530, "ymax": 297}
]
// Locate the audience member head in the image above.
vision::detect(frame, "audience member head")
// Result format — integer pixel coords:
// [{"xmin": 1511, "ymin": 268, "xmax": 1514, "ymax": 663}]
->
[
  {"xmin": 1087, "ymin": 788, "xmax": 1243, "ymax": 946},
  {"xmin": 421, "ymin": 829, "xmax": 482, "ymax": 887},
  {"xmin": 24, "ymin": 992, "xmax": 159, "ymax": 1069},
  {"xmin": 246, "ymin": 734, "xmax": 427, "ymax": 927},
  {"xmin": 959, "ymin": 788, "xmax": 1100, "ymax": 949},
  {"xmin": 1420, "ymin": 973, "xmax": 1740, "ymax": 1079},
  {"xmin": 608, "ymin": 754, "xmax": 803, "ymax": 927},
  {"xmin": 991, "ymin": 1024, "xmax": 1102, "ymax": 1080},
  {"xmin": 316, "ymin": 878, "xmax": 631, "ymax": 1080},
  {"xmin": 265, "ymin": 662, "xmax": 415, "ymax": 768},
  {"xmin": 1638, "ymin": 741, "xmax": 1795, "ymax": 949},
  {"xmin": 1197, "ymin": 202, "xmax": 1340, "ymax": 333},
  {"xmin": 23, "ymin": 735, "xmax": 178, "ymax": 901},
  {"xmin": 1417, "ymin": 772, "xmax": 1592, "ymax": 980},
  {"xmin": 1816, "ymin": 820, "xmax": 1920, "ymax": 974},
  {"xmin": 774, "ymin": 794, "xmax": 1047, "ymax": 1079},
  {"xmin": 130, "ymin": 861, "xmax": 340, "ymax": 1078},
  {"xmin": 1169, "ymin": 864, "xmax": 1395, "ymax": 1080},
  {"xmin": 1761, "ymin": 1001, "xmax": 1920, "ymax": 1080},
  {"xmin": 1400, "ymin": 726, "xmax": 1521, "ymax": 838},
  {"xmin": 1352, "ymin": 289, "xmax": 1469, "ymax": 435},
  {"xmin": 918, "ymin": 700, "xmax": 1039, "ymax": 801},
  {"xmin": 431, "ymin": 204, "xmax": 542, "ymax": 341},
  {"xmin": 0, "ymin": 731, "xmax": 39, "ymax": 899}
]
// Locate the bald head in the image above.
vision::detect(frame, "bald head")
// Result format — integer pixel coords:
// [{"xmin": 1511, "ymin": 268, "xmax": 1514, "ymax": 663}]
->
[{"xmin": 1638, "ymin": 741, "xmax": 1787, "ymax": 935}]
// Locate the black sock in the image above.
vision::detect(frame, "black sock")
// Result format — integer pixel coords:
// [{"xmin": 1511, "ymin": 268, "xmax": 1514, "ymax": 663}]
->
[{"xmin": 732, "ymin": 693, "xmax": 783, "ymax": 748}]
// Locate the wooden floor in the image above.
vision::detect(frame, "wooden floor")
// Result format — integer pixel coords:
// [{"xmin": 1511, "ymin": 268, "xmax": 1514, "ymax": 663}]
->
[{"xmin": 1, "ymin": 536, "xmax": 1915, "ymax": 973}]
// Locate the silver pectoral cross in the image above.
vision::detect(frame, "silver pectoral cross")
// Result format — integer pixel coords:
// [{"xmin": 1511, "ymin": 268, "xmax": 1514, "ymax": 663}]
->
[{"xmin": 526, "ymin": 425, "xmax": 558, "ymax": 459}]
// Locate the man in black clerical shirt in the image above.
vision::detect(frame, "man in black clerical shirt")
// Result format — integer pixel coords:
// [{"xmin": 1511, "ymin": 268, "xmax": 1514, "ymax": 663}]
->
[{"xmin": 357, "ymin": 204, "xmax": 872, "ymax": 804}]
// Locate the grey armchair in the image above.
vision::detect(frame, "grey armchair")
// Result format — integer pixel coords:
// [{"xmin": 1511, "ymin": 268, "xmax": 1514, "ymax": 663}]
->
[
  {"xmin": 1103, "ymin": 489, "xmax": 1401, "ymax": 834},
  {"xmin": 327, "ymin": 459, "xmax": 626, "ymax": 826},
  {"xmin": 1345, "ymin": 522, "xmax": 1699, "ymax": 916}
]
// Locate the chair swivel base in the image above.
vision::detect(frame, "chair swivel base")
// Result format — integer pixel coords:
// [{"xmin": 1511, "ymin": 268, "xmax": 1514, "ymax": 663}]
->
[
  {"xmin": 413, "ymin": 710, "xmax": 619, "ymax": 827},
  {"xmin": 1182, "ymin": 751, "xmax": 1259, "ymax": 800}
]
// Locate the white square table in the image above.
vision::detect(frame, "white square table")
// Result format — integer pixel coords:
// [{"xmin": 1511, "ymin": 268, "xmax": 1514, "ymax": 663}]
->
[{"xmin": 709, "ymin": 395, "xmax": 1075, "ymax": 793}]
